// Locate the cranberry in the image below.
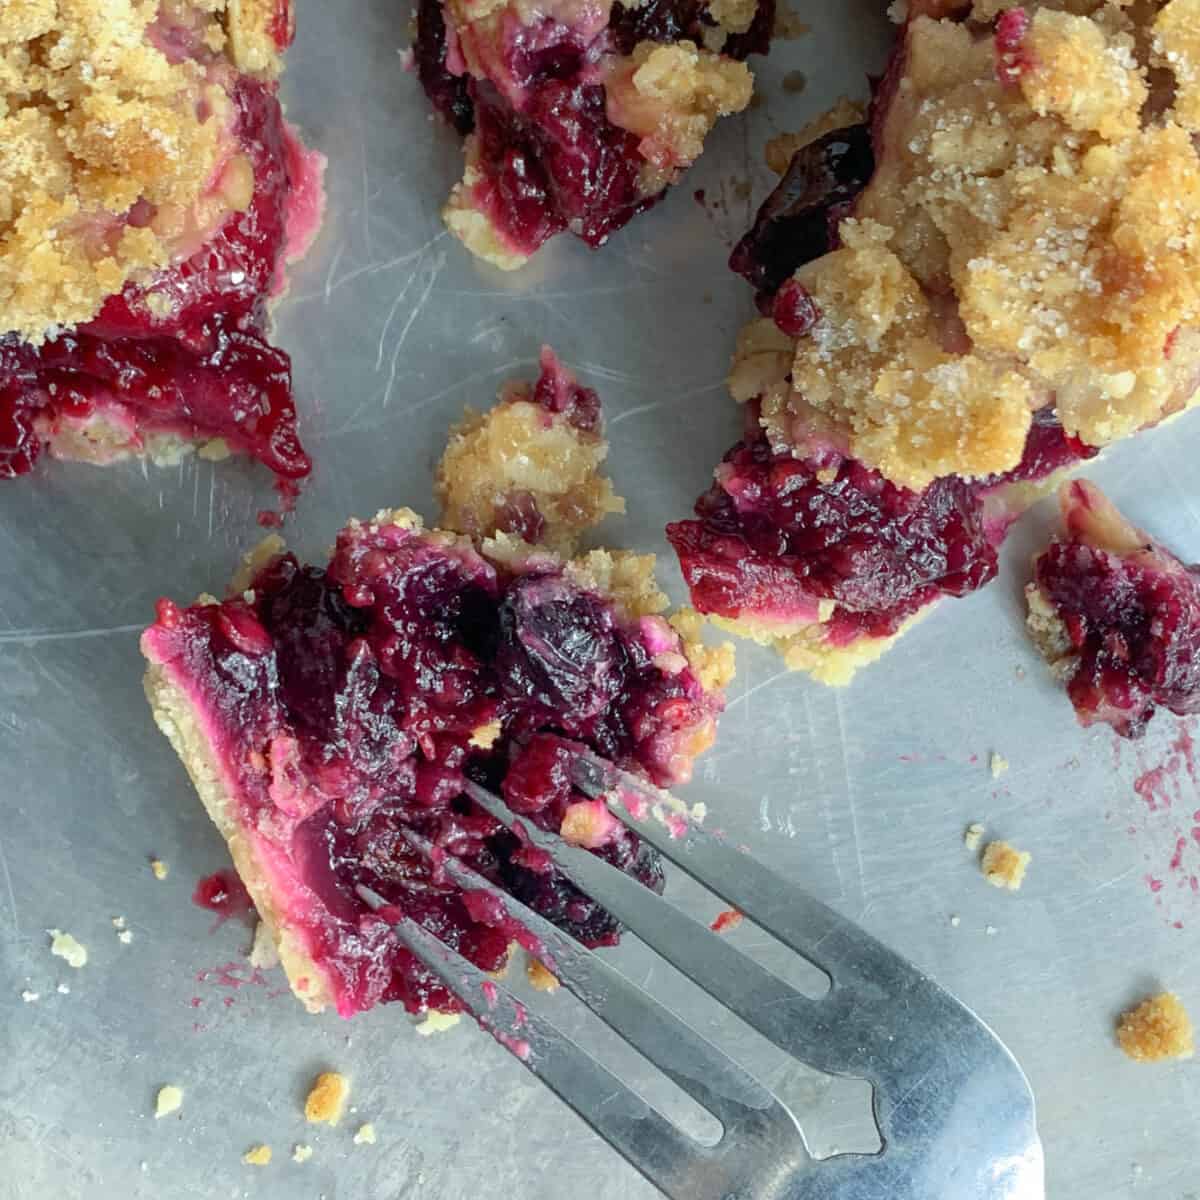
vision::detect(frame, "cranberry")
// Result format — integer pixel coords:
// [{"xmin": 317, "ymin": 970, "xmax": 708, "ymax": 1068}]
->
[
  {"xmin": 995, "ymin": 9, "xmax": 1032, "ymax": 87},
  {"xmin": 729, "ymin": 124, "xmax": 875, "ymax": 310},
  {"xmin": 771, "ymin": 279, "xmax": 821, "ymax": 338}
]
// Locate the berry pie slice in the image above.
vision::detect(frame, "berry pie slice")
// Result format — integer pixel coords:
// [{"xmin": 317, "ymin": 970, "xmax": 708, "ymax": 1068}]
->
[
  {"xmin": 1027, "ymin": 480, "xmax": 1200, "ymax": 739},
  {"xmin": 1, "ymin": 0, "xmax": 325, "ymax": 483},
  {"xmin": 671, "ymin": 0, "xmax": 1200, "ymax": 683},
  {"xmin": 142, "ymin": 362, "xmax": 733, "ymax": 1018},
  {"xmin": 413, "ymin": 0, "xmax": 773, "ymax": 268}
]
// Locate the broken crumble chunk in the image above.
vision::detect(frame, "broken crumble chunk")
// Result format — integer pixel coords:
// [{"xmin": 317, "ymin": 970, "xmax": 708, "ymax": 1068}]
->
[
  {"xmin": 436, "ymin": 348, "xmax": 623, "ymax": 556},
  {"xmin": 980, "ymin": 840, "xmax": 1030, "ymax": 891},
  {"xmin": 1117, "ymin": 992, "xmax": 1195, "ymax": 1062}
]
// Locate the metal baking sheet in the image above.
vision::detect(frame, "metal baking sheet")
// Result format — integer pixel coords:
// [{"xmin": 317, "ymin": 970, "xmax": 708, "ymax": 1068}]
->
[{"xmin": 4, "ymin": 2, "xmax": 1199, "ymax": 1196}]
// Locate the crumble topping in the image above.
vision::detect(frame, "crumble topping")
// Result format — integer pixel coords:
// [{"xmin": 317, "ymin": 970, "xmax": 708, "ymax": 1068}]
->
[
  {"xmin": 767, "ymin": 3, "xmax": 1200, "ymax": 490},
  {"xmin": 304, "ymin": 1072, "xmax": 349, "ymax": 1125},
  {"xmin": 48, "ymin": 928, "xmax": 87, "ymax": 968},
  {"xmin": 436, "ymin": 350, "xmax": 623, "ymax": 555},
  {"xmin": 604, "ymin": 41, "xmax": 753, "ymax": 173},
  {"xmin": 0, "ymin": 0, "xmax": 288, "ymax": 344},
  {"xmin": 980, "ymin": 839, "xmax": 1030, "ymax": 890},
  {"xmin": 154, "ymin": 1085, "xmax": 183, "ymax": 1119},
  {"xmin": 1117, "ymin": 991, "xmax": 1195, "ymax": 1062}
]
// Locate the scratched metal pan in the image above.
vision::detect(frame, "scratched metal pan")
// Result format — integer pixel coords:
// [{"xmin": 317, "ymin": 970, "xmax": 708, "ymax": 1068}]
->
[{"xmin": 2, "ymin": 3, "xmax": 1198, "ymax": 1197}]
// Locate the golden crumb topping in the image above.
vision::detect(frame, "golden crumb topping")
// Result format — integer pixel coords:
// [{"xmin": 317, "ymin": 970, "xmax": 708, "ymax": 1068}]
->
[
  {"xmin": 436, "ymin": 361, "xmax": 624, "ymax": 556},
  {"xmin": 765, "ymin": 3, "xmax": 1200, "ymax": 489},
  {"xmin": 1117, "ymin": 991, "xmax": 1195, "ymax": 1062},
  {"xmin": 303, "ymin": 1071, "xmax": 349, "ymax": 1125},
  {"xmin": 1, "ymin": 0, "xmax": 284, "ymax": 343},
  {"xmin": 980, "ymin": 840, "xmax": 1030, "ymax": 890},
  {"xmin": 605, "ymin": 40, "xmax": 753, "ymax": 173}
]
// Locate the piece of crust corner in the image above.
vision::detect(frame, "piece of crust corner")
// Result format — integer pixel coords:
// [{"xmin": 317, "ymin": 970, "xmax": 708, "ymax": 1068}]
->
[{"xmin": 143, "ymin": 660, "xmax": 334, "ymax": 1014}]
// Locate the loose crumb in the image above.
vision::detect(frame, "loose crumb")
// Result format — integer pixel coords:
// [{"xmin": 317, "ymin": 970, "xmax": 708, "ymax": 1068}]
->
[
  {"xmin": 242, "ymin": 1145, "xmax": 272, "ymax": 1167},
  {"xmin": 1118, "ymin": 993, "xmax": 1195, "ymax": 1062},
  {"xmin": 56, "ymin": 983, "xmax": 70, "ymax": 995},
  {"xmin": 526, "ymin": 958, "xmax": 560, "ymax": 993},
  {"xmin": 21, "ymin": 989, "xmax": 39, "ymax": 1003},
  {"xmin": 112, "ymin": 916, "xmax": 127, "ymax": 930},
  {"xmin": 963, "ymin": 823, "xmax": 985, "ymax": 853},
  {"xmin": 304, "ymin": 1072, "xmax": 349, "ymax": 1125},
  {"xmin": 48, "ymin": 930, "xmax": 88, "ymax": 969},
  {"xmin": 150, "ymin": 859, "xmax": 169, "ymax": 881},
  {"xmin": 292, "ymin": 1144, "xmax": 313, "ymax": 1163},
  {"xmin": 117, "ymin": 930, "xmax": 133, "ymax": 945},
  {"xmin": 154, "ymin": 1086, "xmax": 183, "ymax": 1119},
  {"xmin": 353, "ymin": 1123, "xmax": 377, "ymax": 1146},
  {"xmin": 414, "ymin": 1010, "xmax": 462, "ymax": 1036},
  {"xmin": 981, "ymin": 841, "xmax": 1031, "ymax": 891},
  {"xmin": 950, "ymin": 915, "xmax": 961, "ymax": 928},
  {"xmin": 989, "ymin": 753, "xmax": 1009, "ymax": 779},
  {"xmin": 985, "ymin": 925, "xmax": 998, "ymax": 936}
]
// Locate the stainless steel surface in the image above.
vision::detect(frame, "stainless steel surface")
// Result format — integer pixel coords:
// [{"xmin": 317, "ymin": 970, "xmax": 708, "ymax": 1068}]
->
[
  {"xmin": 454, "ymin": 773, "xmax": 1041, "ymax": 1198},
  {"xmin": 3, "ymin": 2, "xmax": 1199, "ymax": 1198}
]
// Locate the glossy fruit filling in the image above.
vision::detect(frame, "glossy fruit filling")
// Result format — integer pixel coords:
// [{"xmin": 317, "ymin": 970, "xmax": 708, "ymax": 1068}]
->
[
  {"xmin": 143, "ymin": 517, "xmax": 722, "ymax": 1016},
  {"xmin": 1032, "ymin": 482, "xmax": 1200, "ymax": 738},
  {"xmin": 668, "ymin": 409, "xmax": 1094, "ymax": 644},
  {"xmin": 729, "ymin": 123, "xmax": 875, "ymax": 311},
  {"xmin": 1, "ymin": 77, "xmax": 317, "ymax": 482},
  {"xmin": 414, "ymin": 0, "xmax": 772, "ymax": 258}
]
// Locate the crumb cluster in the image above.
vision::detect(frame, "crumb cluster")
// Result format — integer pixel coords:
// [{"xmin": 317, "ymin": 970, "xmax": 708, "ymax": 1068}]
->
[
  {"xmin": 436, "ymin": 352, "xmax": 623, "ymax": 555},
  {"xmin": 1, "ymin": 0, "xmax": 286, "ymax": 344},
  {"xmin": 304, "ymin": 1071, "xmax": 349, "ymax": 1125},
  {"xmin": 980, "ymin": 840, "xmax": 1030, "ymax": 891},
  {"xmin": 1117, "ymin": 992, "xmax": 1195, "ymax": 1062},
  {"xmin": 762, "ymin": 2, "xmax": 1200, "ymax": 489}
]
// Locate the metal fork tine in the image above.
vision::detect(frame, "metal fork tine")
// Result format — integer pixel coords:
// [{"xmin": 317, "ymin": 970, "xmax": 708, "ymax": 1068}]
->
[
  {"xmin": 395, "ymin": 827, "xmax": 793, "ymax": 1135},
  {"xmin": 356, "ymin": 886, "xmax": 722, "ymax": 1200},
  {"xmin": 570, "ymin": 751, "xmax": 912, "ymax": 995},
  {"xmin": 462, "ymin": 780, "xmax": 875, "ymax": 1079}
]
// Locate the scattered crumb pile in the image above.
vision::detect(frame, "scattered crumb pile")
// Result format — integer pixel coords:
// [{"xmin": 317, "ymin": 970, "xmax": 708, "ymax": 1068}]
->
[
  {"xmin": 154, "ymin": 1085, "xmax": 183, "ymax": 1119},
  {"xmin": 48, "ymin": 929, "xmax": 87, "ymax": 968},
  {"xmin": 980, "ymin": 841, "xmax": 1031, "ymax": 892},
  {"xmin": 1117, "ymin": 992, "xmax": 1195, "ymax": 1063},
  {"xmin": 304, "ymin": 1072, "xmax": 349, "ymax": 1125}
]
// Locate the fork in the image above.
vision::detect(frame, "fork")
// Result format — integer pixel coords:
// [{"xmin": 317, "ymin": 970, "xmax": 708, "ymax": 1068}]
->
[{"xmin": 358, "ymin": 748, "xmax": 1044, "ymax": 1200}]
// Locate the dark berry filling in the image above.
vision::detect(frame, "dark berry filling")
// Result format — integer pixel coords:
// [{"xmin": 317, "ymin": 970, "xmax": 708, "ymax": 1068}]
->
[
  {"xmin": 1034, "ymin": 486, "xmax": 1200, "ymax": 738},
  {"xmin": 470, "ymin": 78, "xmax": 656, "ymax": 255},
  {"xmin": 668, "ymin": 410, "xmax": 1095, "ymax": 643},
  {"xmin": 728, "ymin": 124, "xmax": 875, "ymax": 311},
  {"xmin": 414, "ymin": 0, "xmax": 772, "ymax": 257},
  {"xmin": 145, "ymin": 520, "xmax": 721, "ymax": 1016},
  {"xmin": 1, "ymin": 78, "xmax": 310, "ymax": 482},
  {"xmin": 608, "ymin": 0, "xmax": 774, "ymax": 60}
]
